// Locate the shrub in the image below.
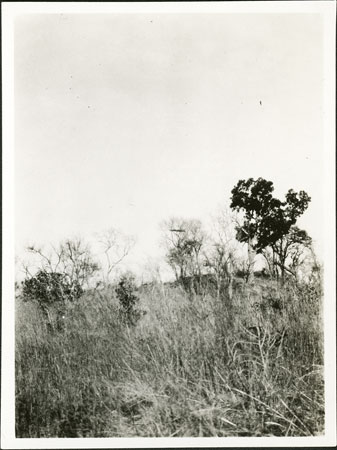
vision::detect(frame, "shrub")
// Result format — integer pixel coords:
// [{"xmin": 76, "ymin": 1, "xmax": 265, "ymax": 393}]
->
[
  {"xmin": 22, "ymin": 270, "xmax": 83, "ymax": 331},
  {"xmin": 115, "ymin": 273, "xmax": 143, "ymax": 325},
  {"xmin": 22, "ymin": 270, "xmax": 83, "ymax": 307}
]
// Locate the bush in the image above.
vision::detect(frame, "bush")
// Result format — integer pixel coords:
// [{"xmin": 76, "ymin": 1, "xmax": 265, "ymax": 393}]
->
[
  {"xmin": 22, "ymin": 270, "xmax": 84, "ymax": 331},
  {"xmin": 115, "ymin": 273, "xmax": 143, "ymax": 325},
  {"xmin": 22, "ymin": 270, "xmax": 83, "ymax": 307}
]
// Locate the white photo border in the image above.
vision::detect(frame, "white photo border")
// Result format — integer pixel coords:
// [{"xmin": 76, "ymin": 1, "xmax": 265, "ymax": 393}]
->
[{"xmin": 2, "ymin": 1, "xmax": 336, "ymax": 448}]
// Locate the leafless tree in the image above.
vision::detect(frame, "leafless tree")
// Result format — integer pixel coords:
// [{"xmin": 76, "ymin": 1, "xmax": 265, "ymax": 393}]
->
[
  {"xmin": 96, "ymin": 228, "xmax": 136, "ymax": 285},
  {"xmin": 262, "ymin": 226, "xmax": 312, "ymax": 280},
  {"xmin": 26, "ymin": 238, "xmax": 99, "ymax": 290},
  {"xmin": 161, "ymin": 217, "xmax": 205, "ymax": 291},
  {"xmin": 204, "ymin": 209, "xmax": 238, "ymax": 299},
  {"xmin": 21, "ymin": 238, "xmax": 99, "ymax": 330}
]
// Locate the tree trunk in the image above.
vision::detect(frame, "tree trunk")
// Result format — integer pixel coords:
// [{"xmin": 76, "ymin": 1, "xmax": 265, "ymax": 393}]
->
[{"xmin": 247, "ymin": 237, "xmax": 255, "ymax": 282}]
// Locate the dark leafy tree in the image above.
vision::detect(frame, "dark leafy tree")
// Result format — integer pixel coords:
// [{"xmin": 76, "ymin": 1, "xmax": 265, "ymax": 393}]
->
[
  {"xmin": 230, "ymin": 178, "xmax": 311, "ymax": 279},
  {"xmin": 22, "ymin": 270, "xmax": 83, "ymax": 305},
  {"xmin": 22, "ymin": 270, "xmax": 83, "ymax": 330}
]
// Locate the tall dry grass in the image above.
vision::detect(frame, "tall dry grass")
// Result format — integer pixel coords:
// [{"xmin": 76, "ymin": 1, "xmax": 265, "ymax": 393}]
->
[{"xmin": 16, "ymin": 276, "xmax": 324, "ymax": 437}]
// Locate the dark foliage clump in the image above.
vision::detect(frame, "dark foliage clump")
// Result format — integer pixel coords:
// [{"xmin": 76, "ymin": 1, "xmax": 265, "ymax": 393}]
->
[
  {"xmin": 115, "ymin": 273, "xmax": 143, "ymax": 325},
  {"xmin": 22, "ymin": 270, "xmax": 83, "ymax": 307}
]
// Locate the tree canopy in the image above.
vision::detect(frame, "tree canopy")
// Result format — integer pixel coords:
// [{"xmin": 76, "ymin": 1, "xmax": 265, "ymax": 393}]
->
[
  {"xmin": 230, "ymin": 178, "xmax": 311, "ymax": 253},
  {"xmin": 230, "ymin": 178, "xmax": 311, "ymax": 278}
]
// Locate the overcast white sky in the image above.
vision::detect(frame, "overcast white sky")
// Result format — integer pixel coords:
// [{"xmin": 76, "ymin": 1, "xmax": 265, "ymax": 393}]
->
[{"xmin": 15, "ymin": 12, "xmax": 325, "ymax": 272}]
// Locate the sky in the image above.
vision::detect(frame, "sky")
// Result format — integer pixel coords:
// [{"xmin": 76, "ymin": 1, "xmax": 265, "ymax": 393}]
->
[{"xmin": 15, "ymin": 12, "xmax": 325, "ymax": 275}]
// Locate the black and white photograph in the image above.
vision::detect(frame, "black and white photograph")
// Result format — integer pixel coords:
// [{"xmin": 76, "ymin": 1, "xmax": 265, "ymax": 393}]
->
[{"xmin": 1, "ymin": 1, "xmax": 336, "ymax": 448}]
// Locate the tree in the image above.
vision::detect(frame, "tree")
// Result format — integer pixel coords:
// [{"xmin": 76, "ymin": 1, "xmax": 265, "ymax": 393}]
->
[
  {"xmin": 203, "ymin": 209, "xmax": 237, "ymax": 298},
  {"xmin": 271, "ymin": 225, "xmax": 312, "ymax": 278},
  {"xmin": 22, "ymin": 238, "xmax": 100, "ymax": 329},
  {"xmin": 22, "ymin": 270, "xmax": 83, "ymax": 330},
  {"xmin": 22, "ymin": 270, "xmax": 83, "ymax": 305},
  {"xmin": 161, "ymin": 218, "xmax": 205, "ymax": 291},
  {"xmin": 96, "ymin": 228, "xmax": 136, "ymax": 285},
  {"xmin": 230, "ymin": 178, "xmax": 311, "ymax": 280},
  {"xmin": 25, "ymin": 238, "xmax": 100, "ymax": 291}
]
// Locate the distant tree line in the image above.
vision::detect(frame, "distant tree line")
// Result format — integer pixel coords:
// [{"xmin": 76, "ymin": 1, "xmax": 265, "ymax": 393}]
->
[
  {"xmin": 19, "ymin": 178, "xmax": 316, "ymax": 328},
  {"xmin": 161, "ymin": 178, "xmax": 313, "ymax": 291}
]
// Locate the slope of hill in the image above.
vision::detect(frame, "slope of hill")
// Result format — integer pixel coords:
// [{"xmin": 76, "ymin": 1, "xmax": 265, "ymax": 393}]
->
[{"xmin": 15, "ymin": 276, "xmax": 324, "ymax": 437}]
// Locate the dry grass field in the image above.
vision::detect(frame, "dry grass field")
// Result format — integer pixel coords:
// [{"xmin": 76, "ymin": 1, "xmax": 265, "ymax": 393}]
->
[{"xmin": 16, "ymin": 275, "xmax": 324, "ymax": 437}]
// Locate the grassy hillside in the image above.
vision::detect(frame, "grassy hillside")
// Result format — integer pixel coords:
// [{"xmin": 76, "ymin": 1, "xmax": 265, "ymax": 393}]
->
[{"xmin": 16, "ymin": 276, "xmax": 324, "ymax": 437}]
